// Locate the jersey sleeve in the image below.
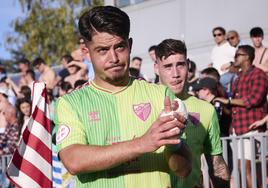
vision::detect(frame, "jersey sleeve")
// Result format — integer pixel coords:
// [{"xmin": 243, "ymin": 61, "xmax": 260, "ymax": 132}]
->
[
  {"xmin": 54, "ymin": 97, "xmax": 87, "ymax": 153},
  {"xmin": 203, "ymin": 108, "xmax": 222, "ymax": 155}
]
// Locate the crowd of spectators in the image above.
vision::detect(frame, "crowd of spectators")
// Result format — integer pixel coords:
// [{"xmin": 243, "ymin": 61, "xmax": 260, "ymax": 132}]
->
[{"xmin": 0, "ymin": 24, "xmax": 267, "ymax": 188}]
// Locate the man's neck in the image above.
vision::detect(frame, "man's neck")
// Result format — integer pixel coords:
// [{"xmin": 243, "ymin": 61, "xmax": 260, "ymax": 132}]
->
[
  {"xmin": 175, "ymin": 90, "xmax": 188, "ymax": 100},
  {"xmin": 241, "ymin": 62, "xmax": 252, "ymax": 74},
  {"xmin": 255, "ymin": 44, "xmax": 264, "ymax": 50},
  {"xmin": 217, "ymin": 40, "xmax": 226, "ymax": 46},
  {"xmin": 93, "ymin": 76, "xmax": 131, "ymax": 92}
]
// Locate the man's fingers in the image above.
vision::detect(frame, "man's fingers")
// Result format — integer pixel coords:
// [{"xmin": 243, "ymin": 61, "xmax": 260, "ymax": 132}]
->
[
  {"xmin": 164, "ymin": 96, "xmax": 172, "ymax": 113},
  {"xmin": 171, "ymin": 100, "xmax": 179, "ymax": 112}
]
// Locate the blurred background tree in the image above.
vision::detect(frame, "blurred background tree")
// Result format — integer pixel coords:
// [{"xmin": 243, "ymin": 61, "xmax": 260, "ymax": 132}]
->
[{"xmin": 5, "ymin": 0, "xmax": 103, "ymax": 68}]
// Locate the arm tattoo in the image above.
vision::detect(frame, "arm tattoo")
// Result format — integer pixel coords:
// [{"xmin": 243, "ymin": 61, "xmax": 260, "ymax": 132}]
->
[{"xmin": 205, "ymin": 154, "xmax": 230, "ymax": 188}]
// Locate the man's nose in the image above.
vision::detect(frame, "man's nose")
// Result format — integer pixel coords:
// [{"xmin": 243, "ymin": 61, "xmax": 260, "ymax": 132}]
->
[{"xmin": 109, "ymin": 49, "xmax": 119, "ymax": 63}]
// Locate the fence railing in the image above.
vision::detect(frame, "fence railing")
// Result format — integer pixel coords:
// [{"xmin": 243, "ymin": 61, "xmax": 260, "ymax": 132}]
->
[
  {"xmin": 0, "ymin": 155, "xmax": 12, "ymax": 188},
  {"xmin": 1, "ymin": 133, "xmax": 267, "ymax": 188},
  {"xmin": 203, "ymin": 133, "xmax": 268, "ymax": 188}
]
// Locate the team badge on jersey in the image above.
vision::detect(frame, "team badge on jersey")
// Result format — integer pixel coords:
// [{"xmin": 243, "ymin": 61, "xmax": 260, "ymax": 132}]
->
[
  {"xmin": 56, "ymin": 125, "xmax": 70, "ymax": 143},
  {"xmin": 133, "ymin": 103, "xmax": 151, "ymax": 121}
]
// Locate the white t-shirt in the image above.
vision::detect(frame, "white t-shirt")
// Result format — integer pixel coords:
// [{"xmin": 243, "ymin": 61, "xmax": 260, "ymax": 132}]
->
[{"xmin": 211, "ymin": 42, "xmax": 236, "ymax": 74}]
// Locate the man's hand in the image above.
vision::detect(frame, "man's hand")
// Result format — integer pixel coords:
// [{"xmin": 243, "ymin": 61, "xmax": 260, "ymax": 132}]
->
[{"xmin": 137, "ymin": 97, "xmax": 186, "ymax": 153}]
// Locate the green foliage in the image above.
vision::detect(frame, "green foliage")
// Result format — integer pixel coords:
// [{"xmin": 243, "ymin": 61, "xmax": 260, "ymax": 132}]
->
[{"xmin": 5, "ymin": 0, "xmax": 103, "ymax": 66}]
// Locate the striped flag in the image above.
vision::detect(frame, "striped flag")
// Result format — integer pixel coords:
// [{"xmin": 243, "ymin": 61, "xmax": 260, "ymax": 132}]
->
[{"xmin": 6, "ymin": 82, "xmax": 52, "ymax": 188}]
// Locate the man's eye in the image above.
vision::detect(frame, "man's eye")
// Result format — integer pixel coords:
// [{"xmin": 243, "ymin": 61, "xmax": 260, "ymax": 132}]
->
[
  {"xmin": 98, "ymin": 49, "xmax": 108, "ymax": 54},
  {"xmin": 116, "ymin": 46, "xmax": 125, "ymax": 51}
]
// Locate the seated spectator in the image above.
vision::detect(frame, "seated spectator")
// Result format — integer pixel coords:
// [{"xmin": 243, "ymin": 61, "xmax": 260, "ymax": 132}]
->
[{"xmin": 16, "ymin": 97, "xmax": 32, "ymax": 137}]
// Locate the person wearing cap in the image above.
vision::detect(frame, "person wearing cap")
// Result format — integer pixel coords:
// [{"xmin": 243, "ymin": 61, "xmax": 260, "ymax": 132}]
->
[
  {"xmin": 193, "ymin": 77, "xmax": 218, "ymax": 102},
  {"xmin": 155, "ymin": 39, "xmax": 229, "ymax": 188},
  {"xmin": 250, "ymin": 26, "xmax": 268, "ymax": 73}
]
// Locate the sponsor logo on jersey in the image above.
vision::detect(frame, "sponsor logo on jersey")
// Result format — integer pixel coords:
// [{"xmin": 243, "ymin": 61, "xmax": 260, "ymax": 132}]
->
[
  {"xmin": 56, "ymin": 125, "xmax": 70, "ymax": 143},
  {"xmin": 88, "ymin": 111, "xmax": 100, "ymax": 122},
  {"xmin": 133, "ymin": 103, "xmax": 151, "ymax": 121}
]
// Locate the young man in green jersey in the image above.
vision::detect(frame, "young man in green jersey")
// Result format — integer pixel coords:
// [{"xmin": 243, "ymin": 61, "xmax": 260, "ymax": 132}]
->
[
  {"xmin": 55, "ymin": 6, "xmax": 191, "ymax": 188},
  {"xmin": 155, "ymin": 39, "xmax": 230, "ymax": 188}
]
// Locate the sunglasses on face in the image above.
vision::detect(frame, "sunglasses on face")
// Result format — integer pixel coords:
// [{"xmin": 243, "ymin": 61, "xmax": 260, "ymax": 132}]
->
[
  {"xmin": 227, "ymin": 36, "xmax": 236, "ymax": 41},
  {"xmin": 234, "ymin": 53, "xmax": 247, "ymax": 58},
  {"xmin": 213, "ymin": 33, "xmax": 223, "ymax": 37}
]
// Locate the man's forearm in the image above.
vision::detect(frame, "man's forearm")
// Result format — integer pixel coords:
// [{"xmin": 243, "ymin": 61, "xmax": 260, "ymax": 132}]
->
[
  {"xmin": 59, "ymin": 138, "xmax": 145, "ymax": 175},
  {"xmin": 165, "ymin": 142, "xmax": 192, "ymax": 177},
  {"xmin": 205, "ymin": 154, "xmax": 230, "ymax": 188}
]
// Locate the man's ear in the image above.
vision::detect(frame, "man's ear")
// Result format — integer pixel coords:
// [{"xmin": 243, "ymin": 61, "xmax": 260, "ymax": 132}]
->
[{"xmin": 128, "ymin": 38, "xmax": 133, "ymax": 52}]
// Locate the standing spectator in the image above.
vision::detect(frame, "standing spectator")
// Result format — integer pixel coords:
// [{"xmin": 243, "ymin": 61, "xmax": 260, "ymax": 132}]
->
[
  {"xmin": 227, "ymin": 30, "xmax": 243, "ymax": 48},
  {"xmin": 0, "ymin": 106, "xmax": 19, "ymax": 155},
  {"xmin": 214, "ymin": 45, "xmax": 268, "ymax": 188},
  {"xmin": 55, "ymin": 6, "xmax": 191, "ymax": 188},
  {"xmin": 155, "ymin": 39, "xmax": 229, "ymax": 188},
  {"xmin": 33, "ymin": 57, "xmax": 57, "ymax": 90},
  {"xmin": 17, "ymin": 58, "xmax": 31, "ymax": 87},
  {"xmin": 250, "ymin": 27, "xmax": 268, "ymax": 73},
  {"xmin": 210, "ymin": 27, "xmax": 236, "ymax": 74},
  {"xmin": 192, "ymin": 77, "xmax": 231, "ymax": 137}
]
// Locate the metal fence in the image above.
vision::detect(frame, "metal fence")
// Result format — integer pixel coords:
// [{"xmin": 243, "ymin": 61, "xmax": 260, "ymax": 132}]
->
[
  {"xmin": 0, "ymin": 155, "xmax": 12, "ymax": 188},
  {"xmin": 1, "ymin": 133, "xmax": 267, "ymax": 188},
  {"xmin": 203, "ymin": 133, "xmax": 268, "ymax": 188}
]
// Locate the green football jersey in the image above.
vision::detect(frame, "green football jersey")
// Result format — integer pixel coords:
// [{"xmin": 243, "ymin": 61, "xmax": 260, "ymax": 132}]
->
[
  {"xmin": 55, "ymin": 78, "xmax": 176, "ymax": 188},
  {"xmin": 171, "ymin": 95, "xmax": 222, "ymax": 188}
]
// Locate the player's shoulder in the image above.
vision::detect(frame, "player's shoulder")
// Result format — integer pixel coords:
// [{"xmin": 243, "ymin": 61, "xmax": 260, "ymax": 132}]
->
[
  {"xmin": 133, "ymin": 79, "xmax": 167, "ymax": 91},
  {"xmin": 185, "ymin": 95, "xmax": 215, "ymax": 111}
]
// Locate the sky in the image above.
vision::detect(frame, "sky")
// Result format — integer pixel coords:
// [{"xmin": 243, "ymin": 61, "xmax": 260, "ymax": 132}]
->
[{"xmin": 0, "ymin": 1, "xmax": 24, "ymax": 60}]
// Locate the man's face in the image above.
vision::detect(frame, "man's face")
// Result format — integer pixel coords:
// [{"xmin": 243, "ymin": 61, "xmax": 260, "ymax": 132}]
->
[
  {"xmin": 131, "ymin": 59, "xmax": 142, "ymax": 70},
  {"xmin": 251, "ymin": 36, "xmax": 263, "ymax": 48},
  {"xmin": 213, "ymin": 29, "xmax": 225, "ymax": 45},
  {"xmin": 18, "ymin": 63, "xmax": 29, "ymax": 72},
  {"xmin": 156, "ymin": 53, "xmax": 188, "ymax": 96},
  {"xmin": 196, "ymin": 88, "xmax": 209, "ymax": 101},
  {"xmin": 227, "ymin": 32, "xmax": 239, "ymax": 47},
  {"xmin": 233, "ymin": 49, "xmax": 248, "ymax": 67},
  {"xmin": 35, "ymin": 63, "xmax": 45, "ymax": 73},
  {"xmin": 87, "ymin": 32, "xmax": 132, "ymax": 84}
]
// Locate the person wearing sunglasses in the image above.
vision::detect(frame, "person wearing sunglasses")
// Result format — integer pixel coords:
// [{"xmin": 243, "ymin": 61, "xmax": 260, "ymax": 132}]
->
[
  {"xmin": 210, "ymin": 27, "xmax": 236, "ymax": 75},
  {"xmin": 226, "ymin": 30, "xmax": 243, "ymax": 48},
  {"xmin": 214, "ymin": 45, "xmax": 268, "ymax": 188}
]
